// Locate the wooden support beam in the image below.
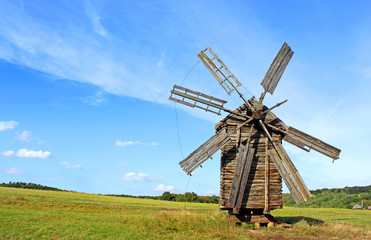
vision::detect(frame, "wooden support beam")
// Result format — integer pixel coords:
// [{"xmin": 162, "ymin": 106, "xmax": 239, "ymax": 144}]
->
[
  {"xmin": 264, "ymin": 137, "xmax": 270, "ymax": 214},
  {"xmin": 261, "ymin": 99, "xmax": 287, "ymax": 116},
  {"xmin": 228, "ymin": 125, "xmax": 255, "ymax": 211},
  {"xmin": 227, "ymin": 143, "xmax": 248, "ymax": 208},
  {"xmin": 235, "ymin": 148, "xmax": 256, "ymax": 210}
]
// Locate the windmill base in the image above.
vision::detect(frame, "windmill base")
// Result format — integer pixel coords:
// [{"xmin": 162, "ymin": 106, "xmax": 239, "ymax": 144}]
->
[{"xmin": 226, "ymin": 209, "xmax": 274, "ymax": 227}]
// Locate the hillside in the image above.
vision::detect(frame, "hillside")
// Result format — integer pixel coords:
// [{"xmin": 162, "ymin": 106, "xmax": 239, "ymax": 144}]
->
[
  {"xmin": 283, "ymin": 185, "xmax": 371, "ymax": 209},
  {"xmin": 2, "ymin": 182, "xmax": 370, "ymax": 209},
  {"xmin": 0, "ymin": 182, "xmax": 64, "ymax": 191},
  {"xmin": 0, "ymin": 186, "xmax": 370, "ymax": 239}
]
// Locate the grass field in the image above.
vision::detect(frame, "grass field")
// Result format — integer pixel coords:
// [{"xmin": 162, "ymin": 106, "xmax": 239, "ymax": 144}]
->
[{"xmin": 0, "ymin": 187, "xmax": 370, "ymax": 239}]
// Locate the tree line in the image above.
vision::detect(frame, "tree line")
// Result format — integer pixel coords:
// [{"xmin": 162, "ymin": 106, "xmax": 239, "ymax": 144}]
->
[
  {"xmin": 107, "ymin": 191, "xmax": 219, "ymax": 204},
  {"xmin": 0, "ymin": 182, "xmax": 64, "ymax": 191},
  {"xmin": 283, "ymin": 185, "xmax": 371, "ymax": 209},
  {"xmin": 3, "ymin": 181, "xmax": 369, "ymax": 208}
]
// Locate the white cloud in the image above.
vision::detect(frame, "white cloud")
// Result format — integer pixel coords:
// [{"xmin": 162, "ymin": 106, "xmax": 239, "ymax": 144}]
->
[
  {"xmin": 60, "ymin": 161, "xmax": 82, "ymax": 169},
  {"xmin": 5, "ymin": 167, "xmax": 23, "ymax": 174},
  {"xmin": 1, "ymin": 150, "xmax": 14, "ymax": 157},
  {"xmin": 154, "ymin": 184, "xmax": 175, "ymax": 192},
  {"xmin": 16, "ymin": 130, "xmax": 31, "ymax": 141},
  {"xmin": 85, "ymin": 0, "xmax": 108, "ymax": 37},
  {"xmin": 122, "ymin": 172, "xmax": 157, "ymax": 181},
  {"xmin": 1, "ymin": 149, "xmax": 51, "ymax": 159},
  {"xmin": 79, "ymin": 90, "xmax": 106, "ymax": 106},
  {"xmin": 206, "ymin": 190, "xmax": 218, "ymax": 195},
  {"xmin": 0, "ymin": 121, "xmax": 18, "ymax": 131},
  {"xmin": 115, "ymin": 140, "xmax": 158, "ymax": 147}
]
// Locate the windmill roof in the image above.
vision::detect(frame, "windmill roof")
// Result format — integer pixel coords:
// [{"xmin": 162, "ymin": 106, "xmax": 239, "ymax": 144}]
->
[{"xmin": 216, "ymin": 98, "xmax": 287, "ymax": 132}]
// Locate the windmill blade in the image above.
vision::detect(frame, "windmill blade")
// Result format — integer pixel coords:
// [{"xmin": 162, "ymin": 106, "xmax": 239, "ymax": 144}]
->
[
  {"xmin": 261, "ymin": 42, "xmax": 294, "ymax": 95},
  {"xmin": 169, "ymin": 85, "xmax": 249, "ymax": 118},
  {"xmin": 268, "ymin": 149, "xmax": 307, "ymax": 204},
  {"xmin": 259, "ymin": 120, "xmax": 310, "ymax": 203},
  {"xmin": 284, "ymin": 126, "xmax": 341, "ymax": 160},
  {"xmin": 179, "ymin": 128, "xmax": 231, "ymax": 175},
  {"xmin": 169, "ymin": 85, "xmax": 227, "ymax": 115},
  {"xmin": 198, "ymin": 47, "xmax": 242, "ymax": 95},
  {"xmin": 274, "ymin": 143, "xmax": 312, "ymax": 201},
  {"xmin": 198, "ymin": 47, "xmax": 255, "ymax": 112}
]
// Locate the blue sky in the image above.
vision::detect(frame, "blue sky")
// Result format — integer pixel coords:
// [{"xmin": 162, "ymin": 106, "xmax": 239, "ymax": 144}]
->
[{"xmin": 0, "ymin": 0, "xmax": 370, "ymax": 195}]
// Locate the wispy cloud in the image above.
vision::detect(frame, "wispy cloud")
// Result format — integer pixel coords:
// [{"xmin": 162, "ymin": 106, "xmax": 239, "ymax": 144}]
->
[
  {"xmin": 0, "ymin": 1, "xmax": 268, "ymax": 108},
  {"xmin": 0, "ymin": 1, "xmax": 175, "ymax": 104},
  {"xmin": 16, "ymin": 130, "xmax": 32, "ymax": 141},
  {"xmin": 122, "ymin": 172, "xmax": 158, "ymax": 181},
  {"xmin": 60, "ymin": 161, "xmax": 82, "ymax": 169},
  {"xmin": 115, "ymin": 140, "xmax": 158, "ymax": 147},
  {"xmin": 84, "ymin": 0, "xmax": 108, "ymax": 37},
  {"xmin": 154, "ymin": 184, "xmax": 175, "ymax": 192},
  {"xmin": 1, "ymin": 151, "xmax": 14, "ymax": 157},
  {"xmin": 205, "ymin": 190, "xmax": 218, "ymax": 195},
  {"xmin": 5, "ymin": 167, "xmax": 23, "ymax": 174},
  {"xmin": 79, "ymin": 91, "xmax": 107, "ymax": 106},
  {"xmin": 1, "ymin": 149, "xmax": 51, "ymax": 159},
  {"xmin": 0, "ymin": 121, "xmax": 18, "ymax": 131}
]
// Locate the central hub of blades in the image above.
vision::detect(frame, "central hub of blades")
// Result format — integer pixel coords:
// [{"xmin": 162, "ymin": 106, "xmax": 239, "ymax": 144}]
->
[{"xmin": 252, "ymin": 109, "xmax": 262, "ymax": 120}]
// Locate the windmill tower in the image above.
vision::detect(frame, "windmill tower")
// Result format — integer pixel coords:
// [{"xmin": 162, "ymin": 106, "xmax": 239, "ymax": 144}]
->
[{"xmin": 169, "ymin": 43, "xmax": 341, "ymax": 225}]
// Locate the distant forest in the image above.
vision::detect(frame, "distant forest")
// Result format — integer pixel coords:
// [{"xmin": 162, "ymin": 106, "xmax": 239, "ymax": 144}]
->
[
  {"xmin": 0, "ymin": 182, "xmax": 64, "ymax": 191},
  {"xmin": 283, "ymin": 185, "xmax": 371, "ymax": 209},
  {"xmin": 1, "ymin": 182, "xmax": 370, "ymax": 208},
  {"xmin": 107, "ymin": 192, "xmax": 220, "ymax": 204}
]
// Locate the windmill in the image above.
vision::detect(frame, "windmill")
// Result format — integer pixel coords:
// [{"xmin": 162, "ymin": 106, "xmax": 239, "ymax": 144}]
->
[{"xmin": 169, "ymin": 43, "xmax": 341, "ymax": 225}]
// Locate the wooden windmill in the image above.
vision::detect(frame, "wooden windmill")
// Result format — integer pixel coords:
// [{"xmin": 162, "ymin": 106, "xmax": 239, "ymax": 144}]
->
[{"xmin": 169, "ymin": 43, "xmax": 341, "ymax": 225}]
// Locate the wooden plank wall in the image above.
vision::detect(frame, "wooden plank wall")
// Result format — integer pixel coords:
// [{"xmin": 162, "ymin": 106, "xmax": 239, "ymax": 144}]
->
[{"xmin": 219, "ymin": 101, "xmax": 284, "ymax": 210}]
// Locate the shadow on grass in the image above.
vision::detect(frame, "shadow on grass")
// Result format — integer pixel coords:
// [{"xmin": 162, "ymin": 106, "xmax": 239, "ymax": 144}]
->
[{"xmin": 275, "ymin": 216, "xmax": 324, "ymax": 225}]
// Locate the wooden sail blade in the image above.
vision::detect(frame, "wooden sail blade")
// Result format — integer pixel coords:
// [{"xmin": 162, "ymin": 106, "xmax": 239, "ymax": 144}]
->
[
  {"xmin": 275, "ymin": 143, "xmax": 312, "ymax": 201},
  {"xmin": 260, "ymin": 120, "xmax": 310, "ymax": 203},
  {"xmin": 170, "ymin": 85, "xmax": 250, "ymax": 119},
  {"xmin": 198, "ymin": 47, "xmax": 241, "ymax": 95},
  {"xmin": 261, "ymin": 42, "xmax": 294, "ymax": 95},
  {"xmin": 284, "ymin": 126, "xmax": 341, "ymax": 160},
  {"xmin": 179, "ymin": 129, "xmax": 231, "ymax": 175},
  {"xmin": 169, "ymin": 85, "xmax": 227, "ymax": 115},
  {"xmin": 268, "ymin": 149, "xmax": 305, "ymax": 204}
]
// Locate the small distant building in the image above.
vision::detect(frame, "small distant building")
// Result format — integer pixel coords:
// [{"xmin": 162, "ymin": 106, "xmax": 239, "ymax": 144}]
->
[
  {"xmin": 368, "ymin": 206, "xmax": 371, "ymax": 210},
  {"xmin": 353, "ymin": 204, "xmax": 364, "ymax": 210}
]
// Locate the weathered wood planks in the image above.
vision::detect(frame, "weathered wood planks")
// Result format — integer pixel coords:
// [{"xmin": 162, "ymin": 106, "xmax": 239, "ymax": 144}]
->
[
  {"xmin": 220, "ymin": 102, "xmax": 283, "ymax": 210},
  {"xmin": 267, "ymin": 142, "xmax": 312, "ymax": 204},
  {"xmin": 179, "ymin": 129, "xmax": 231, "ymax": 175},
  {"xmin": 228, "ymin": 147, "xmax": 256, "ymax": 211},
  {"xmin": 198, "ymin": 47, "xmax": 242, "ymax": 95},
  {"xmin": 264, "ymin": 137, "xmax": 270, "ymax": 214},
  {"xmin": 261, "ymin": 42, "xmax": 294, "ymax": 95},
  {"xmin": 285, "ymin": 126, "xmax": 341, "ymax": 160}
]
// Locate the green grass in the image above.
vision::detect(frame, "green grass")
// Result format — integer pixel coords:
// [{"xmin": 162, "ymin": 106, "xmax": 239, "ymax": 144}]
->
[{"xmin": 0, "ymin": 187, "xmax": 370, "ymax": 239}]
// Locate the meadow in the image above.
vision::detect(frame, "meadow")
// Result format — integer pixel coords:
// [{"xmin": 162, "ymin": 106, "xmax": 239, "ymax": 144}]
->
[{"xmin": 0, "ymin": 187, "xmax": 370, "ymax": 239}]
